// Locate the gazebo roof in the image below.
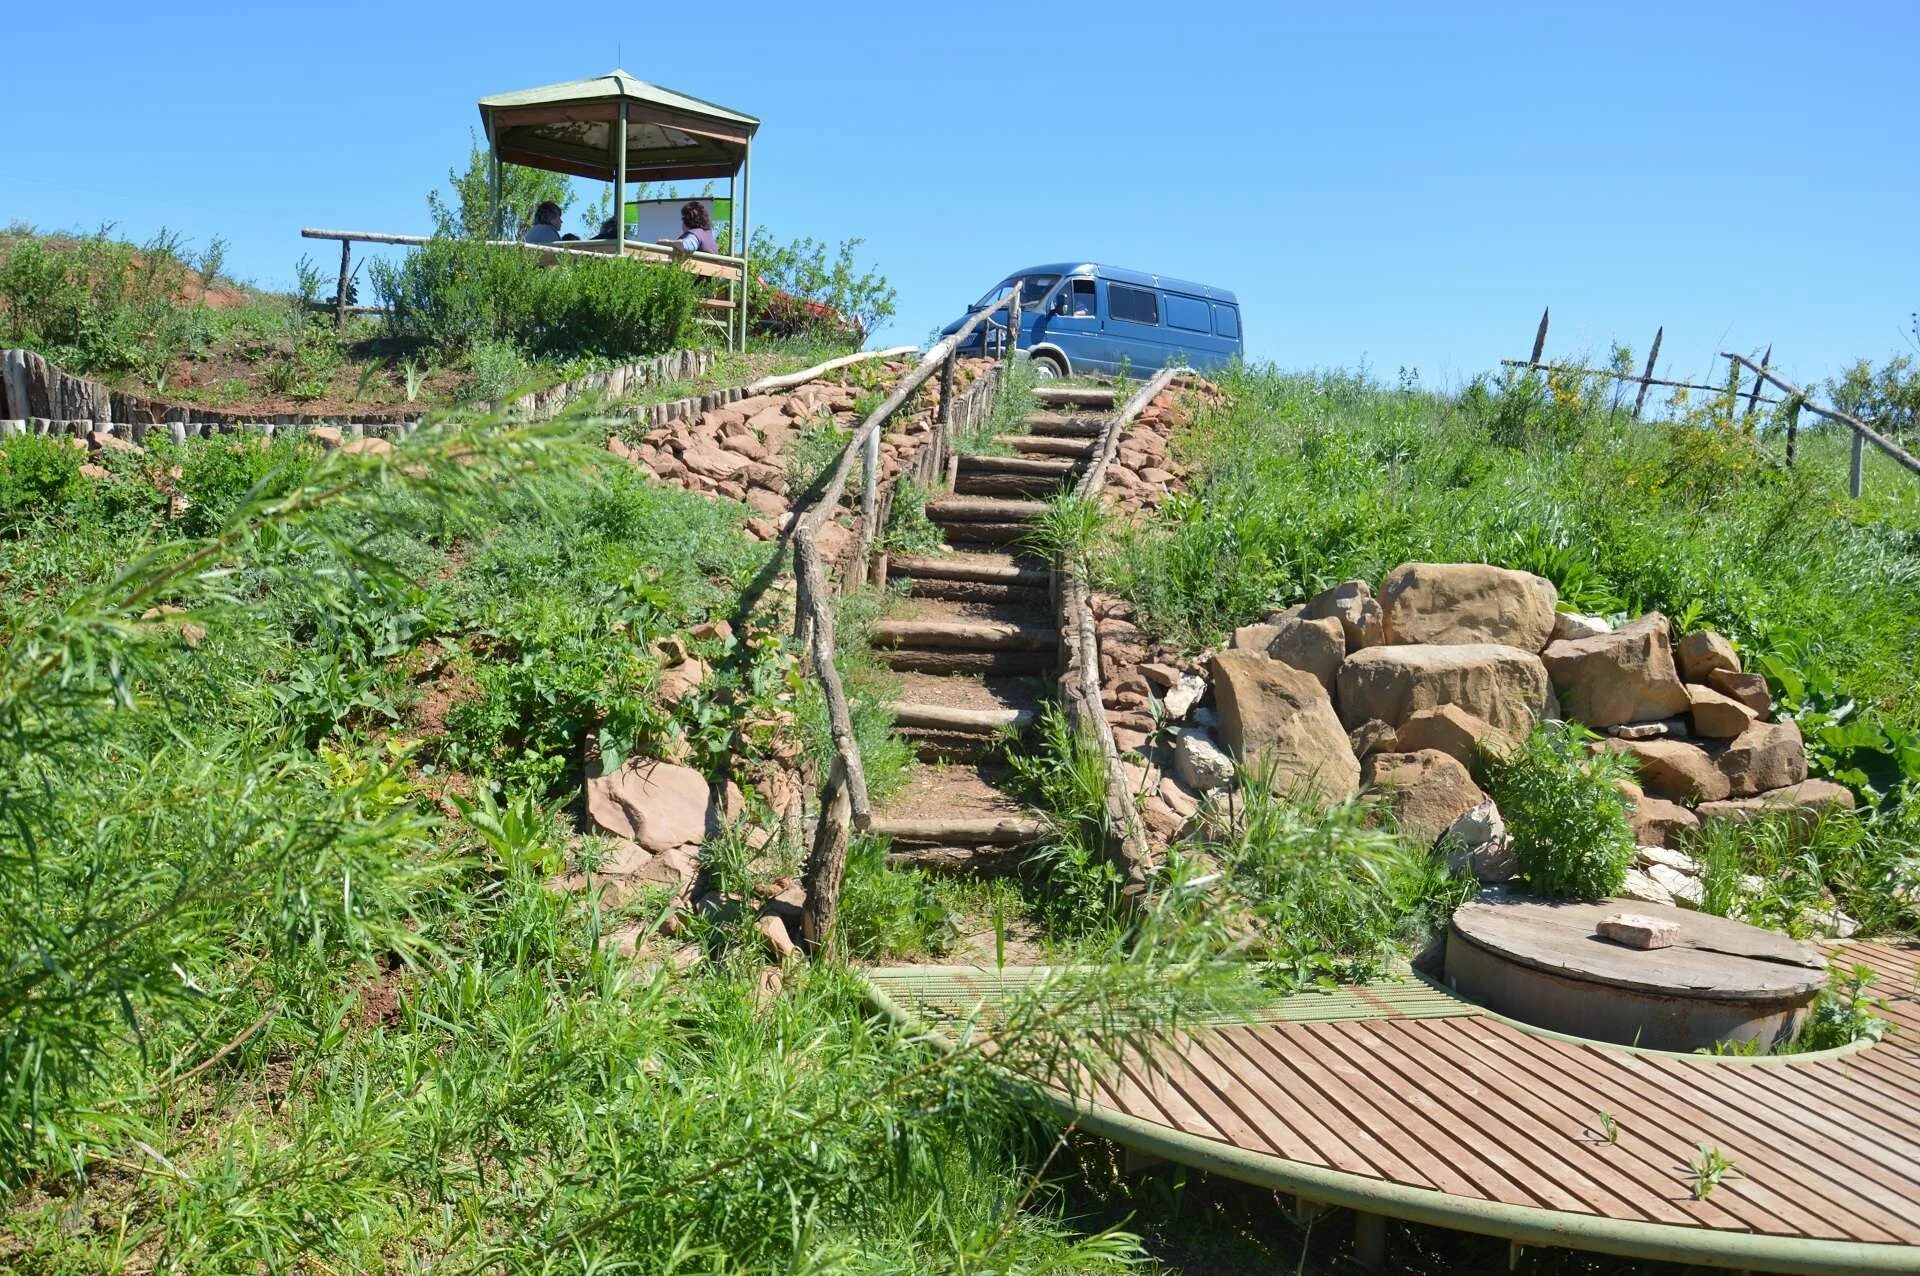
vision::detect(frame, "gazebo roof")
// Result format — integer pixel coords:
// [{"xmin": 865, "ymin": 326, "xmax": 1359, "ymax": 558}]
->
[{"xmin": 478, "ymin": 70, "xmax": 758, "ymax": 183}]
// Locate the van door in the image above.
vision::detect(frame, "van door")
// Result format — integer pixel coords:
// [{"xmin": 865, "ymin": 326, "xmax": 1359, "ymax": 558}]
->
[
  {"xmin": 1103, "ymin": 281, "xmax": 1170, "ymax": 375},
  {"xmin": 1035, "ymin": 276, "xmax": 1107, "ymax": 375}
]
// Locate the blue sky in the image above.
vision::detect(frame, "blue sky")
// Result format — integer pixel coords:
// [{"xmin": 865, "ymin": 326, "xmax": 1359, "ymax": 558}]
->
[{"xmin": 10, "ymin": 1, "xmax": 1916, "ymax": 389}]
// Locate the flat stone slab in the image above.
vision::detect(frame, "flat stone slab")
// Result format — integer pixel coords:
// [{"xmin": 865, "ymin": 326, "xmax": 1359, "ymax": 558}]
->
[{"xmin": 1451, "ymin": 895, "xmax": 1826, "ymax": 1004}]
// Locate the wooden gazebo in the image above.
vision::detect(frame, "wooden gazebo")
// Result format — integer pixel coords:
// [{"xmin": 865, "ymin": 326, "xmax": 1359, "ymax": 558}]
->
[{"xmin": 478, "ymin": 70, "xmax": 759, "ymax": 348}]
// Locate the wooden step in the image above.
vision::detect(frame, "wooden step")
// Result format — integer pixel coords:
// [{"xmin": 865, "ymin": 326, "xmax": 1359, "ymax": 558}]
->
[
  {"xmin": 999, "ymin": 435, "xmax": 1094, "ymax": 457},
  {"xmin": 1034, "ymin": 385, "xmax": 1117, "ymax": 408},
  {"xmin": 1021, "ymin": 412, "xmax": 1104, "ymax": 437},
  {"xmin": 885, "ymin": 844, "xmax": 1031, "ymax": 875},
  {"xmin": 890, "ymin": 575, "xmax": 1048, "ymax": 605},
  {"xmin": 876, "ymin": 649, "xmax": 1055, "ymax": 675},
  {"xmin": 928, "ymin": 496, "xmax": 1050, "ymax": 523},
  {"xmin": 870, "ymin": 815, "xmax": 1049, "ymax": 845},
  {"xmin": 953, "ymin": 472, "xmax": 1069, "ymax": 499},
  {"xmin": 889, "ymin": 701, "xmax": 1035, "ymax": 733},
  {"xmin": 897, "ymin": 727, "xmax": 1005, "ymax": 763},
  {"xmin": 869, "ymin": 619, "xmax": 1057, "ymax": 651},
  {"xmin": 888, "ymin": 555, "xmax": 1049, "ymax": 586},
  {"xmin": 957, "ymin": 454, "xmax": 1078, "ymax": 477},
  {"xmin": 933, "ymin": 522, "xmax": 1037, "ymax": 548}
]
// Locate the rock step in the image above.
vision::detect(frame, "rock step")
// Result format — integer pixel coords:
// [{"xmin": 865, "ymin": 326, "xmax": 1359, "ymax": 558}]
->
[
  {"xmin": 870, "ymin": 815, "xmax": 1049, "ymax": 845},
  {"xmin": 869, "ymin": 619, "xmax": 1057, "ymax": 651},
  {"xmin": 999, "ymin": 434, "xmax": 1096, "ymax": 458},
  {"xmin": 927, "ymin": 496, "xmax": 1051, "ymax": 523},
  {"xmin": 891, "ymin": 575, "xmax": 1049, "ymax": 606},
  {"xmin": 875, "ymin": 648, "xmax": 1055, "ymax": 675},
  {"xmin": 889, "ymin": 701, "xmax": 1035, "ymax": 733},
  {"xmin": 1020, "ymin": 412, "xmax": 1104, "ymax": 437},
  {"xmin": 887, "ymin": 554, "xmax": 1050, "ymax": 586},
  {"xmin": 1033, "ymin": 385, "xmax": 1117, "ymax": 408}
]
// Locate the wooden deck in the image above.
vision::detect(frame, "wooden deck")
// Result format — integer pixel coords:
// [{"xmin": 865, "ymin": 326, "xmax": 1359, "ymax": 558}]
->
[{"xmin": 866, "ymin": 940, "xmax": 1920, "ymax": 1274}]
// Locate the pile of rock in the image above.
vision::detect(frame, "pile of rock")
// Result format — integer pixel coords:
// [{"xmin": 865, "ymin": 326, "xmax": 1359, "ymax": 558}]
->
[
  {"xmin": 1100, "ymin": 377, "xmax": 1224, "ymax": 516},
  {"xmin": 1111, "ymin": 562, "xmax": 1857, "ymax": 918}
]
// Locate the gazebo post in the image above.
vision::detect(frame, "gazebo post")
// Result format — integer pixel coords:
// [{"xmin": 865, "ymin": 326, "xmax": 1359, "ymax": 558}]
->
[
  {"xmin": 738, "ymin": 140, "xmax": 752, "ymax": 352},
  {"xmin": 485, "ymin": 117, "xmax": 502, "ymax": 237},
  {"xmin": 613, "ymin": 100, "xmax": 629, "ymax": 254}
]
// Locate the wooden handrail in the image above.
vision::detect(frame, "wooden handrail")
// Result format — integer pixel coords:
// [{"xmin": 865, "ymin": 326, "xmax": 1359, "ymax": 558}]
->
[
  {"xmin": 1719, "ymin": 352, "xmax": 1920, "ymax": 484},
  {"xmin": 746, "ymin": 347, "xmax": 916, "ymax": 395},
  {"xmin": 298, "ymin": 226, "xmax": 747, "ymax": 272}
]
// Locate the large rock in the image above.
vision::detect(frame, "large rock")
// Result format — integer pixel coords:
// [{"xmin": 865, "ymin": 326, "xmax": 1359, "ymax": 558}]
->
[
  {"xmin": 1542, "ymin": 613, "xmax": 1691, "ymax": 728},
  {"xmin": 1337, "ymin": 644, "xmax": 1553, "ymax": 741},
  {"xmin": 1715, "ymin": 720, "xmax": 1808, "ymax": 797},
  {"xmin": 1266, "ymin": 616, "xmax": 1346, "ymax": 693},
  {"xmin": 586, "ymin": 758, "xmax": 712, "ymax": 853},
  {"xmin": 1627, "ymin": 794, "xmax": 1700, "ymax": 848},
  {"xmin": 1696, "ymin": 778, "xmax": 1857, "ymax": 828},
  {"xmin": 1599, "ymin": 738, "xmax": 1731, "ymax": 802},
  {"xmin": 1363, "ymin": 749, "xmax": 1487, "ymax": 847},
  {"xmin": 1685, "ymin": 683, "xmax": 1757, "ymax": 739},
  {"xmin": 1677, "ymin": 630, "xmax": 1741, "ymax": 682},
  {"xmin": 1230, "ymin": 623, "xmax": 1280, "ymax": 653},
  {"xmin": 1301, "ymin": 579, "xmax": 1384, "ymax": 650},
  {"xmin": 1209, "ymin": 651, "xmax": 1360, "ymax": 804},
  {"xmin": 1393, "ymin": 704, "xmax": 1512, "ymax": 768},
  {"xmin": 1707, "ymin": 668, "xmax": 1772, "ymax": 718},
  {"xmin": 1380, "ymin": 563, "xmax": 1559, "ymax": 651}
]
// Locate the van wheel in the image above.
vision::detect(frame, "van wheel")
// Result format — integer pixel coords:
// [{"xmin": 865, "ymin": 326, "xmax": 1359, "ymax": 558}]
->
[{"xmin": 1029, "ymin": 353, "xmax": 1065, "ymax": 380}]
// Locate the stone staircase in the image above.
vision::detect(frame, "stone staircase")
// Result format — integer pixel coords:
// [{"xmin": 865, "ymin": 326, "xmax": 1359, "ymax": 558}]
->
[{"xmin": 868, "ymin": 385, "xmax": 1116, "ymax": 874}]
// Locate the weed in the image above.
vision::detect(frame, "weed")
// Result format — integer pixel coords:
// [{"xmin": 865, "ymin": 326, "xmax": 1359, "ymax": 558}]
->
[
  {"xmin": 881, "ymin": 475, "xmax": 947, "ymax": 555},
  {"xmin": 466, "ymin": 338, "xmax": 529, "ymax": 404},
  {"xmin": 1484, "ymin": 723, "xmax": 1637, "ymax": 899},
  {"xmin": 1009, "ymin": 706, "xmax": 1126, "ymax": 937},
  {"xmin": 1593, "ymin": 1109, "xmax": 1620, "ymax": 1144},
  {"xmin": 1687, "ymin": 1145, "xmax": 1739, "ymax": 1200},
  {"xmin": 1796, "ymin": 964, "xmax": 1889, "ymax": 1051}
]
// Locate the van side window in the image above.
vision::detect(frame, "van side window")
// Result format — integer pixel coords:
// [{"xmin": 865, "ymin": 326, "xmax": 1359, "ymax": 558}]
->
[
  {"xmin": 1213, "ymin": 304, "xmax": 1240, "ymax": 339},
  {"xmin": 1108, "ymin": 284, "xmax": 1159, "ymax": 326},
  {"xmin": 1166, "ymin": 294, "xmax": 1210, "ymax": 333}
]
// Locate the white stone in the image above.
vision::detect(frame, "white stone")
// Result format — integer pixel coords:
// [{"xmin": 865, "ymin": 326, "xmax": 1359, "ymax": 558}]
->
[
  {"xmin": 1802, "ymin": 907, "xmax": 1860, "ymax": 939},
  {"xmin": 1173, "ymin": 727, "xmax": 1237, "ymax": 794},
  {"xmin": 1616, "ymin": 868, "xmax": 1676, "ymax": 908},
  {"xmin": 1647, "ymin": 863, "xmax": 1704, "ymax": 909},
  {"xmin": 1553, "ymin": 612, "xmax": 1614, "ymax": 641},
  {"xmin": 1162, "ymin": 673, "xmax": 1206, "ymax": 721},
  {"xmin": 1635, "ymin": 844, "xmax": 1703, "ymax": 878},
  {"xmin": 1442, "ymin": 800, "xmax": 1516, "ymax": 883}
]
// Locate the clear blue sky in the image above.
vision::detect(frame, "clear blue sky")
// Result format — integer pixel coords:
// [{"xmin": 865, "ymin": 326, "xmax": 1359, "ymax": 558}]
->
[{"xmin": 10, "ymin": 1, "xmax": 1916, "ymax": 389}]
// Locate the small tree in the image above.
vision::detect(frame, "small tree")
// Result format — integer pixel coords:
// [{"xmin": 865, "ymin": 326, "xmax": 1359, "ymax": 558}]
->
[
  {"xmin": 427, "ymin": 132, "xmax": 574, "ymax": 241},
  {"xmin": 749, "ymin": 229, "xmax": 897, "ymax": 343}
]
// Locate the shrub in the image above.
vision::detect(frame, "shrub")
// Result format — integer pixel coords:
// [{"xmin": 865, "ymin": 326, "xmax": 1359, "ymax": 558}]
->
[
  {"xmin": 0, "ymin": 433, "xmax": 90, "ymax": 529},
  {"xmin": 466, "ymin": 338, "xmax": 529, "ymax": 403},
  {"xmin": 0, "ymin": 232, "xmax": 194, "ymax": 377},
  {"xmin": 1487, "ymin": 723, "xmax": 1637, "ymax": 898},
  {"xmin": 369, "ymin": 238, "xmax": 697, "ymax": 361},
  {"xmin": 749, "ymin": 229, "xmax": 896, "ymax": 343}
]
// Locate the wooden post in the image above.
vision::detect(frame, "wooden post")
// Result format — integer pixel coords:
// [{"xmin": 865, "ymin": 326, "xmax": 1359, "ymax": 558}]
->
[
  {"xmin": 1529, "ymin": 307, "xmax": 1550, "ymax": 366},
  {"xmin": 860, "ymin": 424, "xmax": 881, "ymax": 553},
  {"xmin": 1630, "ymin": 325, "xmax": 1663, "ymax": 420},
  {"xmin": 1785, "ymin": 396, "xmax": 1801, "ymax": 468},
  {"xmin": 334, "ymin": 241, "xmax": 352, "ymax": 329},
  {"xmin": 938, "ymin": 350, "xmax": 956, "ymax": 426},
  {"xmin": 1353, "ymin": 1211, "xmax": 1386, "ymax": 1272},
  {"xmin": 1743, "ymin": 343, "xmax": 1772, "ymax": 426},
  {"xmin": 800, "ymin": 758, "xmax": 851, "ymax": 954},
  {"xmin": 1851, "ymin": 429, "xmax": 1866, "ymax": 499},
  {"xmin": 1003, "ymin": 281, "xmax": 1022, "ymax": 372}
]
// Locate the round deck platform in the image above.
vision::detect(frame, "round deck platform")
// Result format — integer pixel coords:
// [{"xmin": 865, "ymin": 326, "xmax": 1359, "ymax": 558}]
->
[{"xmin": 1447, "ymin": 895, "xmax": 1828, "ymax": 1052}]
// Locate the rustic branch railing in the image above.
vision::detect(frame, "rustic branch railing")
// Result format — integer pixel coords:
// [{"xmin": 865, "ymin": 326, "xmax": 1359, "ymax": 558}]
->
[
  {"xmin": 1719, "ymin": 352, "xmax": 1920, "ymax": 496},
  {"xmin": 1055, "ymin": 367, "xmax": 1180, "ymax": 909},
  {"xmin": 795, "ymin": 286, "xmax": 1019, "ymax": 951}
]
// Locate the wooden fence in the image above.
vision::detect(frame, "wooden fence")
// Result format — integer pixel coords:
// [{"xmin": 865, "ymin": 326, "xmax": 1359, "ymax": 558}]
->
[
  {"xmin": 1504, "ymin": 307, "xmax": 1920, "ymax": 497},
  {"xmin": 794, "ymin": 285, "xmax": 1020, "ymax": 950}
]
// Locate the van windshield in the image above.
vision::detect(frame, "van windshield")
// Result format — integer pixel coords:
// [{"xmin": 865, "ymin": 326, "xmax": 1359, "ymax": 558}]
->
[{"xmin": 976, "ymin": 274, "xmax": 1059, "ymax": 311}]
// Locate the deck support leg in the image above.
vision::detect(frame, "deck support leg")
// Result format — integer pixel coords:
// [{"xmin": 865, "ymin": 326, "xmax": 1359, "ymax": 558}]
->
[{"xmin": 1353, "ymin": 1211, "xmax": 1385, "ymax": 1272}]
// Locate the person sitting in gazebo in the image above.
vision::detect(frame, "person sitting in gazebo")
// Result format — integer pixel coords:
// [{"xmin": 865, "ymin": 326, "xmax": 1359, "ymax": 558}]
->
[
  {"xmin": 671, "ymin": 201, "xmax": 716, "ymax": 254},
  {"xmin": 523, "ymin": 201, "xmax": 564, "ymax": 244}
]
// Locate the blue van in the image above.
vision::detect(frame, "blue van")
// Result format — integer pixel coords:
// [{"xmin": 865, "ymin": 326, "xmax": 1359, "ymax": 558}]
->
[{"xmin": 940, "ymin": 263, "xmax": 1242, "ymax": 378}]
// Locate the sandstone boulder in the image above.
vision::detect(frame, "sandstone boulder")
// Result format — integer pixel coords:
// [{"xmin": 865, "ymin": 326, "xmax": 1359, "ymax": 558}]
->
[
  {"xmin": 1349, "ymin": 719, "xmax": 1398, "ymax": 762},
  {"xmin": 1706, "ymin": 668, "xmax": 1772, "ymax": 718},
  {"xmin": 1392, "ymin": 704, "xmax": 1511, "ymax": 769},
  {"xmin": 1173, "ymin": 727, "xmax": 1236, "ymax": 794},
  {"xmin": 585, "ymin": 758, "xmax": 712, "ymax": 854},
  {"xmin": 1301, "ymin": 579, "xmax": 1385, "ymax": 650},
  {"xmin": 1685, "ymin": 683, "xmax": 1758, "ymax": 739},
  {"xmin": 1230, "ymin": 622, "xmax": 1280, "ymax": 653},
  {"xmin": 1337, "ymin": 644, "xmax": 1552, "ymax": 740},
  {"xmin": 1364, "ymin": 749, "xmax": 1487, "ymax": 847},
  {"xmin": 1599, "ymin": 738, "xmax": 1730, "ymax": 802},
  {"xmin": 656, "ymin": 657, "xmax": 708, "ymax": 707},
  {"xmin": 1380, "ymin": 563, "xmax": 1559, "ymax": 651},
  {"xmin": 1677, "ymin": 630, "xmax": 1741, "ymax": 682},
  {"xmin": 1627, "ymin": 794, "xmax": 1700, "ymax": 848},
  {"xmin": 1542, "ymin": 613, "xmax": 1691, "ymax": 728},
  {"xmin": 1209, "ymin": 651, "xmax": 1360, "ymax": 804},
  {"xmin": 1265, "ymin": 616, "xmax": 1346, "ymax": 693},
  {"xmin": 1715, "ymin": 719, "xmax": 1808, "ymax": 797},
  {"xmin": 1696, "ymin": 778, "xmax": 1856, "ymax": 828},
  {"xmin": 1552, "ymin": 612, "xmax": 1613, "ymax": 641}
]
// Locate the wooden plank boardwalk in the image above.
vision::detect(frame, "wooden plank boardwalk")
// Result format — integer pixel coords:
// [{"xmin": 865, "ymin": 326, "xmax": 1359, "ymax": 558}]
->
[{"xmin": 866, "ymin": 941, "xmax": 1920, "ymax": 1274}]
